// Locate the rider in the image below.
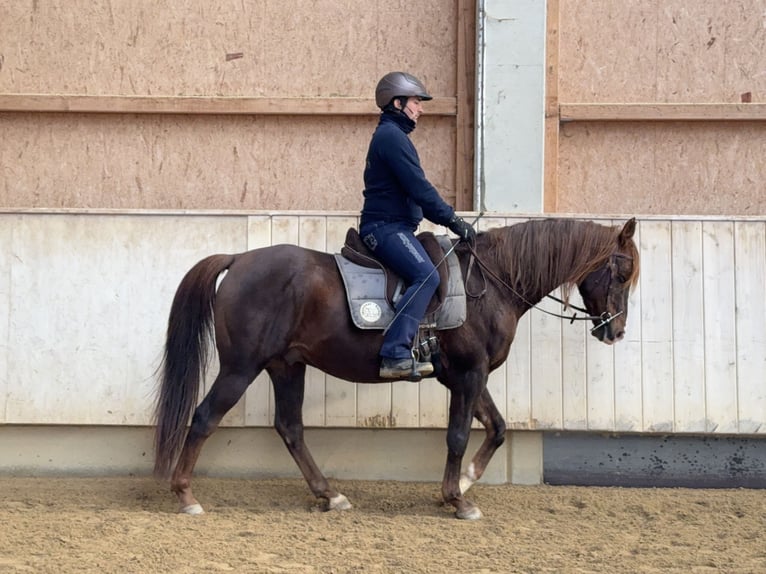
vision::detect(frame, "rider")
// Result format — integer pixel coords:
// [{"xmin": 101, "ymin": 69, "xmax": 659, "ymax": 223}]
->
[{"xmin": 360, "ymin": 71, "xmax": 476, "ymax": 380}]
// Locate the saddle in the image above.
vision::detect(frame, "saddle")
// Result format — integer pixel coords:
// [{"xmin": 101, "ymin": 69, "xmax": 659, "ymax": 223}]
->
[
  {"xmin": 334, "ymin": 228, "xmax": 466, "ymax": 330},
  {"xmin": 340, "ymin": 228, "xmax": 449, "ymax": 315}
]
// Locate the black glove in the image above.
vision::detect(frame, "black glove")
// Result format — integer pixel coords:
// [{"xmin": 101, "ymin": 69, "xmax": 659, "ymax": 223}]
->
[{"xmin": 447, "ymin": 215, "xmax": 476, "ymax": 242}]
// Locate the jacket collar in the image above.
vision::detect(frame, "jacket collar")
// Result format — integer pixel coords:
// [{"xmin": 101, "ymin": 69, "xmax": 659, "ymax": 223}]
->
[{"xmin": 381, "ymin": 109, "xmax": 416, "ymax": 134}]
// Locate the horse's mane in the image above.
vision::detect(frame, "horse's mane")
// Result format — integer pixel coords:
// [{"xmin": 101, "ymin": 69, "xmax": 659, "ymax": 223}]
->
[{"xmin": 478, "ymin": 219, "xmax": 640, "ymax": 305}]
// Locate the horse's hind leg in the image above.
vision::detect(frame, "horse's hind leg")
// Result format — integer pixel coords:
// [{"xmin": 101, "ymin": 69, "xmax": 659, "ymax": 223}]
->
[
  {"xmin": 269, "ymin": 361, "xmax": 351, "ymax": 512},
  {"xmin": 171, "ymin": 368, "xmax": 255, "ymax": 514},
  {"xmin": 459, "ymin": 388, "xmax": 506, "ymax": 494}
]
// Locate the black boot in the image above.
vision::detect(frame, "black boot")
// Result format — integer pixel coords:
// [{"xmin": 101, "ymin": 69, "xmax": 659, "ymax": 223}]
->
[{"xmin": 379, "ymin": 357, "xmax": 434, "ymax": 381}]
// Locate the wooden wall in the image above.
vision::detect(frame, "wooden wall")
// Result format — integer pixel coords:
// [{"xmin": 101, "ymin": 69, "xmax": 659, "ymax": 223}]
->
[
  {"xmin": 1, "ymin": 211, "xmax": 764, "ymax": 435},
  {"xmin": 0, "ymin": 1, "xmax": 475, "ymax": 210},
  {"xmin": 547, "ymin": 0, "xmax": 766, "ymax": 216}
]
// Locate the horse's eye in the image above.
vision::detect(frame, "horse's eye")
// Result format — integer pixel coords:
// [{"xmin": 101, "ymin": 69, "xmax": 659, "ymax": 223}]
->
[{"xmin": 614, "ymin": 261, "xmax": 633, "ymax": 283}]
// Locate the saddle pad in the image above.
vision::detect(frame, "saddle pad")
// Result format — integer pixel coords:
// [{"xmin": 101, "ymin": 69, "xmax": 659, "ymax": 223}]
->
[{"xmin": 334, "ymin": 235, "xmax": 466, "ymax": 330}]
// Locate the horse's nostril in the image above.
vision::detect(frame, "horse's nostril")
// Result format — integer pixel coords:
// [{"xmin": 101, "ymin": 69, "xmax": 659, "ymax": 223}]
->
[{"xmin": 614, "ymin": 330, "xmax": 625, "ymax": 341}]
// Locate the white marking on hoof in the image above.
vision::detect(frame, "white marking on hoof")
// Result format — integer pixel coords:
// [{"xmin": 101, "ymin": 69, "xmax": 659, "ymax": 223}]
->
[
  {"xmin": 456, "ymin": 505, "xmax": 483, "ymax": 520},
  {"xmin": 179, "ymin": 503, "xmax": 204, "ymax": 515},
  {"xmin": 328, "ymin": 494, "xmax": 352, "ymax": 511},
  {"xmin": 459, "ymin": 463, "xmax": 478, "ymax": 494}
]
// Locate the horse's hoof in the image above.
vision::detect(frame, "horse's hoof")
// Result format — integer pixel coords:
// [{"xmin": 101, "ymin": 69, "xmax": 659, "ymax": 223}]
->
[
  {"xmin": 456, "ymin": 505, "xmax": 483, "ymax": 520},
  {"xmin": 179, "ymin": 503, "xmax": 205, "ymax": 515},
  {"xmin": 328, "ymin": 494, "xmax": 352, "ymax": 511}
]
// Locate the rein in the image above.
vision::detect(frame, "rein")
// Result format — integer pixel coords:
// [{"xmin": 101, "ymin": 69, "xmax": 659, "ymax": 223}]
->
[{"xmin": 464, "ymin": 243, "xmax": 622, "ymax": 334}]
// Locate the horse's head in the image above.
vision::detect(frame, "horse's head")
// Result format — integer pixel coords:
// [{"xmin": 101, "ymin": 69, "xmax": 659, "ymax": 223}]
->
[{"xmin": 577, "ymin": 218, "xmax": 639, "ymax": 345}]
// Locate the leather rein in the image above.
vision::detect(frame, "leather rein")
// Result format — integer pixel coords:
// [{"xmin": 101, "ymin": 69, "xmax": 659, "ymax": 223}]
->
[{"xmin": 462, "ymin": 240, "xmax": 623, "ymax": 335}]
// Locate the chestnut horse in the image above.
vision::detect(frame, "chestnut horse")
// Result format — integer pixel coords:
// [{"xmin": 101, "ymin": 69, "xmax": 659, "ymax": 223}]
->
[{"xmin": 154, "ymin": 218, "xmax": 639, "ymax": 519}]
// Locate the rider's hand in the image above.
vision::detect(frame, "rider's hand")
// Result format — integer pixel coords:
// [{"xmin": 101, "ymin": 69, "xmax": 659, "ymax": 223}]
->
[{"xmin": 448, "ymin": 215, "xmax": 476, "ymax": 242}]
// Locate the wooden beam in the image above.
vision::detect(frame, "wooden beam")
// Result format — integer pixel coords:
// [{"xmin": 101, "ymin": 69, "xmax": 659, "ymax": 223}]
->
[
  {"xmin": 0, "ymin": 94, "xmax": 458, "ymax": 116},
  {"xmin": 543, "ymin": 0, "xmax": 560, "ymax": 213},
  {"xmin": 455, "ymin": 0, "xmax": 477, "ymax": 212},
  {"xmin": 560, "ymin": 103, "xmax": 766, "ymax": 122}
]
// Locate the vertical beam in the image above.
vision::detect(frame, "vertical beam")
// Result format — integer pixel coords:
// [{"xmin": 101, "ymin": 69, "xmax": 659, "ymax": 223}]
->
[
  {"xmin": 543, "ymin": 0, "xmax": 560, "ymax": 212},
  {"xmin": 479, "ymin": 0, "xmax": 547, "ymax": 213},
  {"xmin": 456, "ymin": 0, "xmax": 477, "ymax": 211},
  {"xmin": 509, "ymin": 431, "xmax": 543, "ymax": 485}
]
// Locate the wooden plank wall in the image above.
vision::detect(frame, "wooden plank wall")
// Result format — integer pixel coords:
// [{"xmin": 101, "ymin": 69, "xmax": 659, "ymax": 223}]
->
[
  {"xmin": 1, "ymin": 212, "xmax": 763, "ymax": 435},
  {"xmin": 548, "ymin": 0, "xmax": 766, "ymax": 216}
]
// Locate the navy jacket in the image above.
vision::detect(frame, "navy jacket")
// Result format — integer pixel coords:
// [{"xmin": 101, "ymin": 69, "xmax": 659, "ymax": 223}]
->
[{"xmin": 360, "ymin": 112, "xmax": 455, "ymax": 230}]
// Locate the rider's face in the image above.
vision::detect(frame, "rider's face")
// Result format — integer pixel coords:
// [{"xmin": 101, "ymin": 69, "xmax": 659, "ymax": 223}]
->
[{"xmin": 398, "ymin": 97, "xmax": 424, "ymax": 123}]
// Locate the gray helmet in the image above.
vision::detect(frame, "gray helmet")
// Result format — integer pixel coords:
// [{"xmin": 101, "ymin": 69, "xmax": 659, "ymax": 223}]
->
[{"xmin": 375, "ymin": 72, "xmax": 433, "ymax": 109}]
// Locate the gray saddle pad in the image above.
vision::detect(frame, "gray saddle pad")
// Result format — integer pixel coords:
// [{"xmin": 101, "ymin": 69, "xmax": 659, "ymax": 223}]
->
[{"xmin": 334, "ymin": 235, "xmax": 466, "ymax": 330}]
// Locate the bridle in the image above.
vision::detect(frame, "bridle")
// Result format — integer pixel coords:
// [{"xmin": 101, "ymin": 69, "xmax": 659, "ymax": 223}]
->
[{"xmin": 464, "ymin": 244, "xmax": 630, "ymax": 334}]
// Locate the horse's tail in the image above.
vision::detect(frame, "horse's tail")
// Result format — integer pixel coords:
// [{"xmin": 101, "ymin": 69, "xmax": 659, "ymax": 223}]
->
[{"xmin": 153, "ymin": 253, "xmax": 236, "ymax": 479}]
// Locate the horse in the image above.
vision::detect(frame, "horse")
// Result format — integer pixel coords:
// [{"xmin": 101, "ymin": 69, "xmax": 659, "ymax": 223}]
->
[{"xmin": 153, "ymin": 217, "xmax": 639, "ymax": 519}]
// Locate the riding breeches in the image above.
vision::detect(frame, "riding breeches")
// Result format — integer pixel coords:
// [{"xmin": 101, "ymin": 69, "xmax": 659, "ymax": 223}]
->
[{"xmin": 360, "ymin": 222, "xmax": 440, "ymax": 360}]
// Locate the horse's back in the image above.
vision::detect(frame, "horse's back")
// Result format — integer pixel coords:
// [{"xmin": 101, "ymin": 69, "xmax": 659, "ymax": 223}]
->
[{"xmin": 217, "ymin": 244, "xmax": 334, "ymax": 300}]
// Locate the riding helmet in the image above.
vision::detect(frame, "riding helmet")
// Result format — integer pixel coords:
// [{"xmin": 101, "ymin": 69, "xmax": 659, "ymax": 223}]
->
[{"xmin": 375, "ymin": 72, "xmax": 433, "ymax": 109}]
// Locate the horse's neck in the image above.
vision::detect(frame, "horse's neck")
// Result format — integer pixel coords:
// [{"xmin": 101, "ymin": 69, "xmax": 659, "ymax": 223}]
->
[{"xmin": 488, "ymin": 220, "xmax": 604, "ymax": 311}]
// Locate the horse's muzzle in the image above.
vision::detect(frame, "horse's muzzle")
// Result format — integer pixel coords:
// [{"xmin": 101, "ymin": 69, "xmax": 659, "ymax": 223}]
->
[{"xmin": 591, "ymin": 311, "xmax": 625, "ymax": 344}]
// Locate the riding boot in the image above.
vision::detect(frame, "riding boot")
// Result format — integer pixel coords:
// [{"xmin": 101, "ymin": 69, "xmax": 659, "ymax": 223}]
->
[
  {"xmin": 380, "ymin": 313, "xmax": 433, "ymax": 380},
  {"xmin": 379, "ymin": 356, "xmax": 434, "ymax": 381}
]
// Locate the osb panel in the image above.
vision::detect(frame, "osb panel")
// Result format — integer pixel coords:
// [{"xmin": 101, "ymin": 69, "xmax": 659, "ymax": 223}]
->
[
  {"xmin": 557, "ymin": 122, "xmax": 766, "ymax": 216},
  {"xmin": 0, "ymin": 0, "xmax": 456, "ymax": 98},
  {"xmin": 559, "ymin": 0, "xmax": 766, "ymax": 102},
  {"xmin": 0, "ymin": 113, "xmax": 455, "ymax": 210},
  {"xmin": 0, "ymin": 0, "xmax": 459, "ymax": 211}
]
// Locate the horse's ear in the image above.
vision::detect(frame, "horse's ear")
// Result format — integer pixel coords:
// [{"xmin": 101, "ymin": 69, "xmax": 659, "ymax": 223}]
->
[{"xmin": 619, "ymin": 217, "xmax": 637, "ymax": 246}]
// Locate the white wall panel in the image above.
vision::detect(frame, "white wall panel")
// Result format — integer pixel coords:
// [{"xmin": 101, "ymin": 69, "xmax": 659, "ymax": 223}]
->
[
  {"xmin": 5, "ymin": 213, "xmax": 245, "ymax": 425},
  {"xmin": 2, "ymin": 212, "xmax": 764, "ymax": 436},
  {"xmin": 530, "ymin": 299, "xmax": 563, "ymax": 429},
  {"xmin": 561, "ymin": 312, "xmax": 587, "ymax": 430},
  {"xmin": 639, "ymin": 221, "xmax": 674, "ymax": 432},
  {"xmin": 671, "ymin": 220, "xmax": 706, "ymax": 432},
  {"xmin": 586, "ymin": 333, "xmax": 616, "ymax": 431},
  {"xmin": 703, "ymin": 221, "xmax": 738, "ymax": 433},
  {"xmin": 734, "ymin": 222, "xmax": 766, "ymax": 434},
  {"xmin": 0, "ymin": 215, "xmax": 13, "ymax": 423}
]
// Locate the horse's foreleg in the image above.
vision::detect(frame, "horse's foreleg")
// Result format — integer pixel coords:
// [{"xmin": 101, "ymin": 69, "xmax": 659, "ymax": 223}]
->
[
  {"xmin": 442, "ymin": 374, "xmax": 485, "ymax": 520},
  {"xmin": 171, "ymin": 370, "xmax": 253, "ymax": 514},
  {"xmin": 459, "ymin": 388, "xmax": 506, "ymax": 494},
  {"xmin": 270, "ymin": 362, "xmax": 351, "ymax": 512}
]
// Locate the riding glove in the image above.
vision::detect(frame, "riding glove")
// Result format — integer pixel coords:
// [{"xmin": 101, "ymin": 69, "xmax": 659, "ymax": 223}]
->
[{"xmin": 448, "ymin": 215, "xmax": 476, "ymax": 242}]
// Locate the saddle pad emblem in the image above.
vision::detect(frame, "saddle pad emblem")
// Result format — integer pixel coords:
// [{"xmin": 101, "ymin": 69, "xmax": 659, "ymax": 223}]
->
[{"xmin": 359, "ymin": 301, "xmax": 382, "ymax": 323}]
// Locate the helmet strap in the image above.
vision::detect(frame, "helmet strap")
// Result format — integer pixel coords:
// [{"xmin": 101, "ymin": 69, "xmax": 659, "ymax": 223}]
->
[{"xmin": 383, "ymin": 98, "xmax": 408, "ymax": 117}]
